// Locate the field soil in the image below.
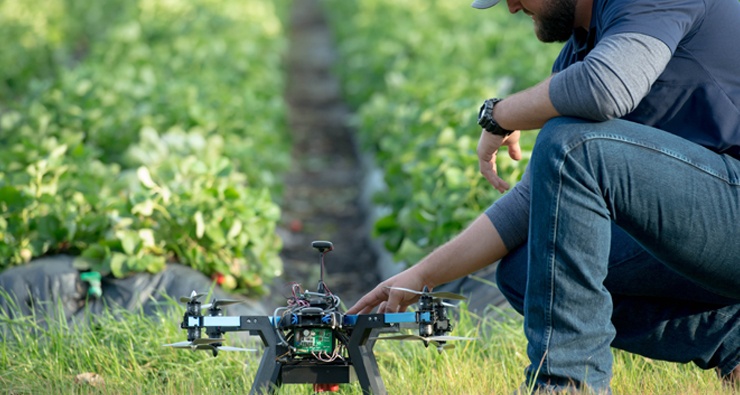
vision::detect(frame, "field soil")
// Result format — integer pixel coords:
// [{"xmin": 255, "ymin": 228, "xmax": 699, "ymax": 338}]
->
[
  {"xmin": 271, "ymin": 0, "xmax": 509, "ymax": 316},
  {"xmin": 270, "ymin": 0, "xmax": 381, "ymax": 309}
]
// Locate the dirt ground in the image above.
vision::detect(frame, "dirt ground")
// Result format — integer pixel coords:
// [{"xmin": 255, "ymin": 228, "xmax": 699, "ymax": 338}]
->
[
  {"xmin": 269, "ymin": 0, "xmax": 381, "ymax": 309},
  {"xmin": 272, "ymin": 1, "xmax": 510, "ymax": 316}
]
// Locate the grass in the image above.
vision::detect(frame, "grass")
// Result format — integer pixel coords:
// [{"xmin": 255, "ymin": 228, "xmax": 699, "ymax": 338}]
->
[{"xmin": 0, "ymin": 296, "xmax": 732, "ymax": 395}]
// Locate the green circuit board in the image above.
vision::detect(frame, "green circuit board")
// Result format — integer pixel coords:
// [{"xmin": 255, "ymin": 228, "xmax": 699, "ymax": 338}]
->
[{"xmin": 293, "ymin": 328, "xmax": 334, "ymax": 354}]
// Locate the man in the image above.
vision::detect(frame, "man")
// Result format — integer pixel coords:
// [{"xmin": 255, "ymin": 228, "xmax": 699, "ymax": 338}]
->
[{"xmin": 348, "ymin": 0, "xmax": 740, "ymax": 392}]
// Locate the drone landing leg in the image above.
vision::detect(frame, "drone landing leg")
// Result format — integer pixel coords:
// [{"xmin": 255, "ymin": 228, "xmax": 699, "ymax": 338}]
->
[
  {"xmin": 251, "ymin": 346, "xmax": 282, "ymax": 395},
  {"xmin": 347, "ymin": 314, "xmax": 387, "ymax": 395},
  {"xmin": 242, "ymin": 316, "xmax": 282, "ymax": 395}
]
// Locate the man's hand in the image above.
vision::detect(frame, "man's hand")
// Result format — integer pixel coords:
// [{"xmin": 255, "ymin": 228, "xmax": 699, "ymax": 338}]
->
[
  {"xmin": 477, "ymin": 130, "xmax": 522, "ymax": 193},
  {"xmin": 346, "ymin": 269, "xmax": 428, "ymax": 315}
]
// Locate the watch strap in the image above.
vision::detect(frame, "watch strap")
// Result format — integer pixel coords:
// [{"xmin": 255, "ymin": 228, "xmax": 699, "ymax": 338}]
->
[{"xmin": 478, "ymin": 98, "xmax": 513, "ymax": 136}]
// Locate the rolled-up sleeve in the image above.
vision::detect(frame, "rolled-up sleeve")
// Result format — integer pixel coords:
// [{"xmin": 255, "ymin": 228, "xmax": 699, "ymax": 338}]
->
[{"xmin": 550, "ymin": 33, "xmax": 671, "ymax": 121}]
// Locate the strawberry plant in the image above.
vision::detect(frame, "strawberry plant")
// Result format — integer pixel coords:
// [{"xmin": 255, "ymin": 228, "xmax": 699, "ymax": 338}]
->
[
  {"xmin": 0, "ymin": 0, "xmax": 289, "ymax": 295},
  {"xmin": 326, "ymin": 0, "xmax": 562, "ymax": 264}
]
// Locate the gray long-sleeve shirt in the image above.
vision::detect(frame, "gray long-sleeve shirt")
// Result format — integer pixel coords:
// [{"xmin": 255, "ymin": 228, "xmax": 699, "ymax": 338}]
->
[{"xmin": 485, "ymin": 33, "xmax": 671, "ymax": 250}]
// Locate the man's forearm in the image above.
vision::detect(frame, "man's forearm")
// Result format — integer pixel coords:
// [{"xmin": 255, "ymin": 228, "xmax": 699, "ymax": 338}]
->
[
  {"xmin": 410, "ymin": 214, "xmax": 508, "ymax": 289},
  {"xmin": 493, "ymin": 75, "xmax": 560, "ymax": 131}
]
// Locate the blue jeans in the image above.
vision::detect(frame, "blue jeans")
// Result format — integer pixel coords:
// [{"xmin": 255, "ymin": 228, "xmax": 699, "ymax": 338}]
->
[{"xmin": 499, "ymin": 117, "xmax": 740, "ymax": 392}]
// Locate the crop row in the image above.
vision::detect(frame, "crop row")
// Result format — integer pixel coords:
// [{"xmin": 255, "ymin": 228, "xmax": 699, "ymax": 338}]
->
[{"xmin": 0, "ymin": 0, "xmax": 290, "ymax": 294}]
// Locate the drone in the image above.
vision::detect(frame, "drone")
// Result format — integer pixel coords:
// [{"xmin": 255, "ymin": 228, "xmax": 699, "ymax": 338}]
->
[{"xmin": 164, "ymin": 241, "xmax": 475, "ymax": 394}]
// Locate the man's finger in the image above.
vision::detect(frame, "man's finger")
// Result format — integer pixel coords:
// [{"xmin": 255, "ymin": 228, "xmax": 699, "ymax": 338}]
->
[
  {"xmin": 385, "ymin": 290, "xmax": 403, "ymax": 313},
  {"xmin": 479, "ymin": 158, "xmax": 498, "ymax": 187},
  {"xmin": 354, "ymin": 304, "xmax": 375, "ymax": 315},
  {"xmin": 347, "ymin": 289, "xmax": 385, "ymax": 314},
  {"xmin": 507, "ymin": 139, "xmax": 522, "ymax": 161},
  {"xmin": 479, "ymin": 158, "xmax": 510, "ymax": 192},
  {"xmin": 478, "ymin": 131, "xmax": 511, "ymax": 191},
  {"xmin": 346, "ymin": 296, "xmax": 368, "ymax": 314}
]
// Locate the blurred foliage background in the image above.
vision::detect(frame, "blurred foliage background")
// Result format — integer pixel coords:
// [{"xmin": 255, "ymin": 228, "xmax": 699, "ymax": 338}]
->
[
  {"xmin": 0, "ymin": 0, "xmax": 561, "ymax": 292},
  {"xmin": 325, "ymin": 0, "xmax": 561, "ymax": 264},
  {"xmin": 0, "ymin": 0, "xmax": 290, "ymax": 295}
]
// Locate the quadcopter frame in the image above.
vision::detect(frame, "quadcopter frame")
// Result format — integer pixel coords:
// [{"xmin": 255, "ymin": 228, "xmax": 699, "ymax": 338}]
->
[
  {"xmin": 180, "ymin": 302, "xmax": 441, "ymax": 394},
  {"xmin": 171, "ymin": 241, "xmax": 466, "ymax": 395}
]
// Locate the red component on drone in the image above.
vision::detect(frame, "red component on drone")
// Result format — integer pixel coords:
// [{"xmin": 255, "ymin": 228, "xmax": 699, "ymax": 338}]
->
[{"xmin": 313, "ymin": 383, "xmax": 340, "ymax": 392}]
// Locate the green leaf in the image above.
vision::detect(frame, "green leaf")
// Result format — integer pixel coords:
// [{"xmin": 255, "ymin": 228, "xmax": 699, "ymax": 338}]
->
[
  {"xmin": 374, "ymin": 214, "xmax": 398, "ymax": 232},
  {"xmin": 49, "ymin": 145, "xmax": 68, "ymax": 160},
  {"xmin": 132, "ymin": 199, "xmax": 154, "ymax": 217},
  {"xmin": 226, "ymin": 219, "xmax": 242, "ymax": 240},
  {"xmin": 36, "ymin": 215, "xmax": 62, "ymax": 241},
  {"xmin": 223, "ymin": 186, "xmax": 240, "ymax": 200},
  {"xmin": 109, "ymin": 253, "xmax": 128, "ymax": 278},
  {"xmin": 138, "ymin": 229, "xmax": 156, "ymax": 248},
  {"xmin": 127, "ymin": 256, "xmax": 152, "ymax": 272},
  {"xmin": 80, "ymin": 244, "xmax": 108, "ymax": 260},
  {"xmin": 136, "ymin": 167, "xmax": 158, "ymax": 189},
  {"xmin": 72, "ymin": 256, "xmax": 94, "ymax": 271},
  {"xmin": 0, "ymin": 186, "xmax": 27, "ymax": 210},
  {"xmin": 396, "ymin": 238, "xmax": 425, "ymax": 264},
  {"xmin": 194, "ymin": 211, "xmax": 205, "ymax": 239},
  {"xmin": 444, "ymin": 167, "xmax": 466, "ymax": 189},
  {"xmin": 142, "ymin": 255, "xmax": 166, "ymax": 274},
  {"xmin": 117, "ymin": 230, "xmax": 139, "ymax": 255},
  {"xmin": 205, "ymin": 222, "xmax": 226, "ymax": 247}
]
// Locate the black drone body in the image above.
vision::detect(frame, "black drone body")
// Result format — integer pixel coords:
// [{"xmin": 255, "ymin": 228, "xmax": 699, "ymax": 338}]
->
[{"xmin": 165, "ymin": 241, "xmax": 474, "ymax": 394}]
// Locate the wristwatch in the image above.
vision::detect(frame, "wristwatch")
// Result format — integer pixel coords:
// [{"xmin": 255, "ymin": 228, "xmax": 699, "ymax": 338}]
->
[{"xmin": 477, "ymin": 98, "xmax": 513, "ymax": 136}]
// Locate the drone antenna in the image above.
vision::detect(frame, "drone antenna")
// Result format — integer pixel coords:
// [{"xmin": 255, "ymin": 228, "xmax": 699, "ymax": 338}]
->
[{"xmin": 311, "ymin": 241, "xmax": 333, "ymax": 293}]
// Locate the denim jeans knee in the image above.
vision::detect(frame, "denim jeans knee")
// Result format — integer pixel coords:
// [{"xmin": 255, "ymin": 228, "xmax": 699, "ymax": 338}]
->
[
  {"xmin": 523, "ymin": 116, "xmax": 740, "ymax": 392},
  {"xmin": 496, "ymin": 243, "xmax": 528, "ymax": 315}
]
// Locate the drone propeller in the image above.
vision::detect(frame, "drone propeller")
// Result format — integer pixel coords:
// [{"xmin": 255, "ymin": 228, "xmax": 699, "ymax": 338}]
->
[
  {"xmin": 163, "ymin": 337, "xmax": 257, "ymax": 355},
  {"xmin": 217, "ymin": 345, "xmax": 258, "ymax": 352},
  {"xmin": 170, "ymin": 344, "xmax": 219, "ymax": 351},
  {"xmin": 386, "ymin": 286, "xmax": 467, "ymax": 301},
  {"xmin": 201, "ymin": 298, "xmax": 243, "ymax": 310},
  {"xmin": 371, "ymin": 333, "xmax": 476, "ymax": 352},
  {"xmin": 163, "ymin": 338, "xmax": 225, "ymax": 348},
  {"xmin": 179, "ymin": 290, "xmax": 207, "ymax": 303},
  {"xmin": 371, "ymin": 334, "xmax": 476, "ymax": 343}
]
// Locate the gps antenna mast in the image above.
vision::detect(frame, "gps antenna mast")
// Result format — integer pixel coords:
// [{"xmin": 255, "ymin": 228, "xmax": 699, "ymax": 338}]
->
[{"xmin": 311, "ymin": 240, "xmax": 333, "ymax": 294}]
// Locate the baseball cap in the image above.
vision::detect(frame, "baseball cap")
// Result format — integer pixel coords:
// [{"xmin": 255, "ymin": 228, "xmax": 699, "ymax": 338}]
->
[{"xmin": 471, "ymin": 0, "xmax": 501, "ymax": 9}]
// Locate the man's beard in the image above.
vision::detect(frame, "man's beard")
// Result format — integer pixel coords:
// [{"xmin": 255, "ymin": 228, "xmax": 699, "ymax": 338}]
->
[{"xmin": 535, "ymin": 0, "xmax": 577, "ymax": 43}]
